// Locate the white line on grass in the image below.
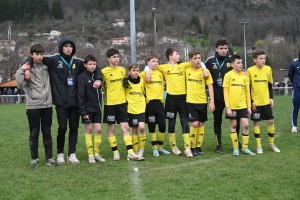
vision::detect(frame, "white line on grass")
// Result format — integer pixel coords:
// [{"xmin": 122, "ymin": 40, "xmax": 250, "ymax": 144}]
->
[
  {"xmin": 128, "ymin": 162, "xmax": 146, "ymax": 200},
  {"xmin": 151, "ymin": 154, "xmax": 231, "ymax": 171}
]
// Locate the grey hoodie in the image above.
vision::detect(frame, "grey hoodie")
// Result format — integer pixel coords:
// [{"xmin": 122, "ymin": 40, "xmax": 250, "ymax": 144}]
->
[{"xmin": 16, "ymin": 62, "xmax": 52, "ymax": 109}]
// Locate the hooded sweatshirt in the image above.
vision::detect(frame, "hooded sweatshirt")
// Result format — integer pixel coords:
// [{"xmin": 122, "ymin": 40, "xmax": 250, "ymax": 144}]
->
[
  {"xmin": 16, "ymin": 62, "xmax": 52, "ymax": 109},
  {"xmin": 288, "ymin": 50, "xmax": 300, "ymax": 91}
]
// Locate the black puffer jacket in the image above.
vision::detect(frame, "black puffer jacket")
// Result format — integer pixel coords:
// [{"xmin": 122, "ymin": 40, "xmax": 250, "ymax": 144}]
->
[
  {"xmin": 205, "ymin": 51, "xmax": 232, "ymax": 102},
  {"xmin": 26, "ymin": 36, "xmax": 102, "ymax": 107},
  {"xmin": 77, "ymin": 70, "xmax": 102, "ymax": 116}
]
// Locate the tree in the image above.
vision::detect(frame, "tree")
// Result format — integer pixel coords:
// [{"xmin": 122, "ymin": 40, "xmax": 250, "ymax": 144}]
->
[{"xmin": 52, "ymin": 0, "xmax": 64, "ymax": 20}]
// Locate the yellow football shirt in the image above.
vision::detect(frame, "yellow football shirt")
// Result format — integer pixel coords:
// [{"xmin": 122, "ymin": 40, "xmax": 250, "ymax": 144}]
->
[
  {"xmin": 247, "ymin": 65, "xmax": 273, "ymax": 106},
  {"xmin": 125, "ymin": 79, "xmax": 146, "ymax": 114},
  {"xmin": 223, "ymin": 70, "xmax": 250, "ymax": 109},
  {"xmin": 186, "ymin": 68, "xmax": 213, "ymax": 103},
  {"xmin": 102, "ymin": 66, "xmax": 126, "ymax": 105},
  {"xmin": 140, "ymin": 71, "xmax": 164, "ymax": 103},
  {"xmin": 157, "ymin": 62, "xmax": 192, "ymax": 95}
]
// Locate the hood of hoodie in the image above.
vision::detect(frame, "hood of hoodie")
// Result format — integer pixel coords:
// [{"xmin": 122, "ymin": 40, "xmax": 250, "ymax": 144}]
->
[{"xmin": 58, "ymin": 36, "xmax": 76, "ymax": 60}]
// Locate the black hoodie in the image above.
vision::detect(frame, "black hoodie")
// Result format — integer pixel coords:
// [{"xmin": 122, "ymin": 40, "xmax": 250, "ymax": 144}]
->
[
  {"xmin": 25, "ymin": 36, "xmax": 102, "ymax": 107},
  {"xmin": 205, "ymin": 51, "xmax": 232, "ymax": 102}
]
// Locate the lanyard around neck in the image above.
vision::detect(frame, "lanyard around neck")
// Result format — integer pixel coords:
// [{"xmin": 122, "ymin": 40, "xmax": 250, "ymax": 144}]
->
[
  {"xmin": 216, "ymin": 58, "xmax": 227, "ymax": 77},
  {"xmin": 60, "ymin": 56, "xmax": 74, "ymax": 75}
]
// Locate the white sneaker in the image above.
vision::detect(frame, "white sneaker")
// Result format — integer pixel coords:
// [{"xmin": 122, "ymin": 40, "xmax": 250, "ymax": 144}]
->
[
  {"xmin": 113, "ymin": 152, "xmax": 120, "ymax": 161},
  {"xmin": 137, "ymin": 148, "xmax": 144, "ymax": 157},
  {"xmin": 269, "ymin": 144, "xmax": 281, "ymax": 153},
  {"xmin": 291, "ymin": 127, "xmax": 297, "ymax": 133},
  {"xmin": 88, "ymin": 156, "xmax": 96, "ymax": 163},
  {"xmin": 127, "ymin": 153, "xmax": 145, "ymax": 161},
  {"xmin": 67, "ymin": 153, "xmax": 80, "ymax": 164},
  {"xmin": 172, "ymin": 147, "xmax": 182, "ymax": 155},
  {"xmin": 184, "ymin": 149, "xmax": 193, "ymax": 158},
  {"xmin": 94, "ymin": 154, "xmax": 106, "ymax": 162},
  {"xmin": 57, "ymin": 153, "xmax": 65, "ymax": 164},
  {"xmin": 256, "ymin": 146, "xmax": 263, "ymax": 154}
]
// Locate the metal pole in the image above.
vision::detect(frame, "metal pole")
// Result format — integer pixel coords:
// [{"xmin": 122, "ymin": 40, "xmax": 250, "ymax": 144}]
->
[
  {"xmin": 130, "ymin": 0, "xmax": 136, "ymax": 63},
  {"xmin": 241, "ymin": 22, "xmax": 248, "ymax": 69},
  {"xmin": 152, "ymin": 7, "xmax": 157, "ymax": 51}
]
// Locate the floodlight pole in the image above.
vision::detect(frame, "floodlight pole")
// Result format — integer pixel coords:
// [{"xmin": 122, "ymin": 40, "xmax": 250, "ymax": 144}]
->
[{"xmin": 241, "ymin": 22, "xmax": 248, "ymax": 69}]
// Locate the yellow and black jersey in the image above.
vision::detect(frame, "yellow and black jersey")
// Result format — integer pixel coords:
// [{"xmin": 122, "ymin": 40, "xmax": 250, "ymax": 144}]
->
[
  {"xmin": 102, "ymin": 66, "xmax": 126, "ymax": 105},
  {"xmin": 247, "ymin": 65, "xmax": 273, "ymax": 106},
  {"xmin": 125, "ymin": 79, "xmax": 146, "ymax": 114},
  {"xmin": 186, "ymin": 68, "xmax": 213, "ymax": 103},
  {"xmin": 140, "ymin": 71, "xmax": 164, "ymax": 103},
  {"xmin": 157, "ymin": 62, "xmax": 192, "ymax": 95},
  {"xmin": 223, "ymin": 70, "xmax": 250, "ymax": 109}
]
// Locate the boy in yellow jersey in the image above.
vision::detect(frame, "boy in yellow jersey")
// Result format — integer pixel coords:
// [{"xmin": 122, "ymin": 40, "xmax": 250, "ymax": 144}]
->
[
  {"xmin": 140, "ymin": 54, "xmax": 170, "ymax": 156},
  {"xmin": 223, "ymin": 54, "xmax": 256, "ymax": 156},
  {"xmin": 123, "ymin": 64, "xmax": 147, "ymax": 157},
  {"xmin": 144, "ymin": 48, "xmax": 208, "ymax": 156},
  {"xmin": 247, "ymin": 50, "xmax": 280, "ymax": 153},
  {"xmin": 186, "ymin": 51, "xmax": 215, "ymax": 157},
  {"xmin": 102, "ymin": 48, "xmax": 144, "ymax": 161},
  {"xmin": 77, "ymin": 55, "xmax": 106, "ymax": 163}
]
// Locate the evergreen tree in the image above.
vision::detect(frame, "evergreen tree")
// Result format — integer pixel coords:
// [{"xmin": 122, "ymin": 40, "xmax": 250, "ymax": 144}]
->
[{"xmin": 52, "ymin": 0, "xmax": 64, "ymax": 20}]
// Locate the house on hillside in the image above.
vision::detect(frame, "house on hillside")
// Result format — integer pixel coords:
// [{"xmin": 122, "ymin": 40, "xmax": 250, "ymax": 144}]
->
[
  {"xmin": 112, "ymin": 36, "xmax": 130, "ymax": 45},
  {"xmin": 0, "ymin": 40, "xmax": 16, "ymax": 51},
  {"xmin": 271, "ymin": 37, "xmax": 284, "ymax": 44},
  {"xmin": 113, "ymin": 19, "xmax": 125, "ymax": 27}
]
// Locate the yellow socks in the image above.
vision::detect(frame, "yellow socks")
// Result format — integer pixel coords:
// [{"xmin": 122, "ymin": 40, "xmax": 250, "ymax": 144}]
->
[
  {"xmin": 123, "ymin": 135, "xmax": 134, "ymax": 154},
  {"xmin": 108, "ymin": 136, "xmax": 118, "ymax": 154},
  {"xmin": 85, "ymin": 134, "xmax": 93, "ymax": 156},
  {"xmin": 132, "ymin": 135, "xmax": 139, "ymax": 153},
  {"xmin": 157, "ymin": 132, "xmax": 165, "ymax": 148},
  {"xmin": 196, "ymin": 126, "xmax": 204, "ymax": 148},
  {"xmin": 139, "ymin": 133, "xmax": 146, "ymax": 149},
  {"xmin": 230, "ymin": 132, "xmax": 238, "ymax": 148},
  {"xmin": 268, "ymin": 124, "xmax": 275, "ymax": 145},
  {"xmin": 94, "ymin": 134, "xmax": 102, "ymax": 155},
  {"xmin": 183, "ymin": 133, "xmax": 190, "ymax": 150},
  {"xmin": 190, "ymin": 127, "xmax": 198, "ymax": 148},
  {"xmin": 150, "ymin": 132, "xmax": 158, "ymax": 149},
  {"xmin": 169, "ymin": 133, "xmax": 177, "ymax": 149},
  {"xmin": 242, "ymin": 134, "xmax": 249, "ymax": 149}
]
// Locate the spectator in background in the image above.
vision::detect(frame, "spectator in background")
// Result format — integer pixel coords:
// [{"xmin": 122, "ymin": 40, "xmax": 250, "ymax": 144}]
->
[
  {"xmin": 279, "ymin": 80, "xmax": 286, "ymax": 95},
  {"xmin": 20, "ymin": 88, "xmax": 25, "ymax": 103},
  {"xmin": 288, "ymin": 50, "xmax": 300, "ymax": 133},
  {"xmin": 273, "ymin": 80, "xmax": 279, "ymax": 95},
  {"xmin": 13, "ymin": 88, "xmax": 19, "ymax": 103},
  {"xmin": 3, "ymin": 88, "xmax": 7, "ymax": 103},
  {"xmin": 287, "ymin": 79, "xmax": 292, "ymax": 95},
  {"xmin": 7, "ymin": 88, "xmax": 13, "ymax": 103}
]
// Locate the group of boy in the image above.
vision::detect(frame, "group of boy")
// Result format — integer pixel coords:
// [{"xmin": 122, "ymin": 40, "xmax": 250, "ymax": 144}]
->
[{"xmin": 17, "ymin": 36, "xmax": 281, "ymax": 168}]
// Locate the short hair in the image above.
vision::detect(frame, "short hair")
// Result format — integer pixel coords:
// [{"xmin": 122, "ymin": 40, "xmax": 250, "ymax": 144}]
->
[
  {"xmin": 147, "ymin": 54, "xmax": 159, "ymax": 62},
  {"xmin": 215, "ymin": 38, "xmax": 229, "ymax": 48},
  {"xmin": 188, "ymin": 50, "xmax": 201, "ymax": 59},
  {"xmin": 165, "ymin": 48, "xmax": 178, "ymax": 60},
  {"xmin": 84, "ymin": 55, "xmax": 97, "ymax": 64},
  {"xmin": 230, "ymin": 54, "xmax": 242, "ymax": 63},
  {"xmin": 128, "ymin": 63, "xmax": 140, "ymax": 71},
  {"xmin": 106, "ymin": 48, "xmax": 119, "ymax": 58},
  {"xmin": 30, "ymin": 43, "xmax": 44, "ymax": 54},
  {"xmin": 252, "ymin": 50, "xmax": 266, "ymax": 59}
]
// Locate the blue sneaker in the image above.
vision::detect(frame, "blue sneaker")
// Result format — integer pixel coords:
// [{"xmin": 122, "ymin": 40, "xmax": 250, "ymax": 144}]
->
[
  {"xmin": 242, "ymin": 148, "xmax": 256, "ymax": 156},
  {"xmin": 153, "ymin": 148, "xmax": 159, "ymax": 157},
  {"xmin": 158, "ymin": 148, "xmax": 170, "ymax": 155},
  {"xmin": 233, "ymin": 148, "xmax": 239, "ymax": 156}
]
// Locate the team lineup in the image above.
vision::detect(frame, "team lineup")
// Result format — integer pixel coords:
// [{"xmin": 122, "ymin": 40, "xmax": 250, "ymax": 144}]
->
[{"xmin": 16, "ymin": 37, "xmax": 280, "ymax": 168}]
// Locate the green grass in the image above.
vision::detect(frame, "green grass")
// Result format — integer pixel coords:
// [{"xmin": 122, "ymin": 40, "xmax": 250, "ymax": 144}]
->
[{"xmin": 0, "ymin": 96, "xmax": 299, "ymax": 200}]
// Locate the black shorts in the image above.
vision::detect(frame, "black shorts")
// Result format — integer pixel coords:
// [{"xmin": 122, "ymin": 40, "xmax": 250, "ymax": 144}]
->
[
  {"xmin": 103, "ymin": 103, "xmax": 128, "ymax": 124},
  {"xmin": 165, "ymin": 94, "xmax": 188, "ymax": 119},
  {"xmin": 187, "ymin": 103, "xmax": 208, "ymax": 122},
  {"xmin": 251, "ymin": 104, "xmax": 274, "ymax": 121},
  {"xmin": 146, "ymin": 100, "xmax": 165, "ymax": 124},
  {"xmin": 81, "ymin": 111, "xmax": 102, "ymax": 124},
  {"xmin": 128, "ymin": 113, "xmax": 146, "ymax": 127},
  {"xmin": 226, "ymin": 108, "xmax": 248, "ymax": 120}
]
